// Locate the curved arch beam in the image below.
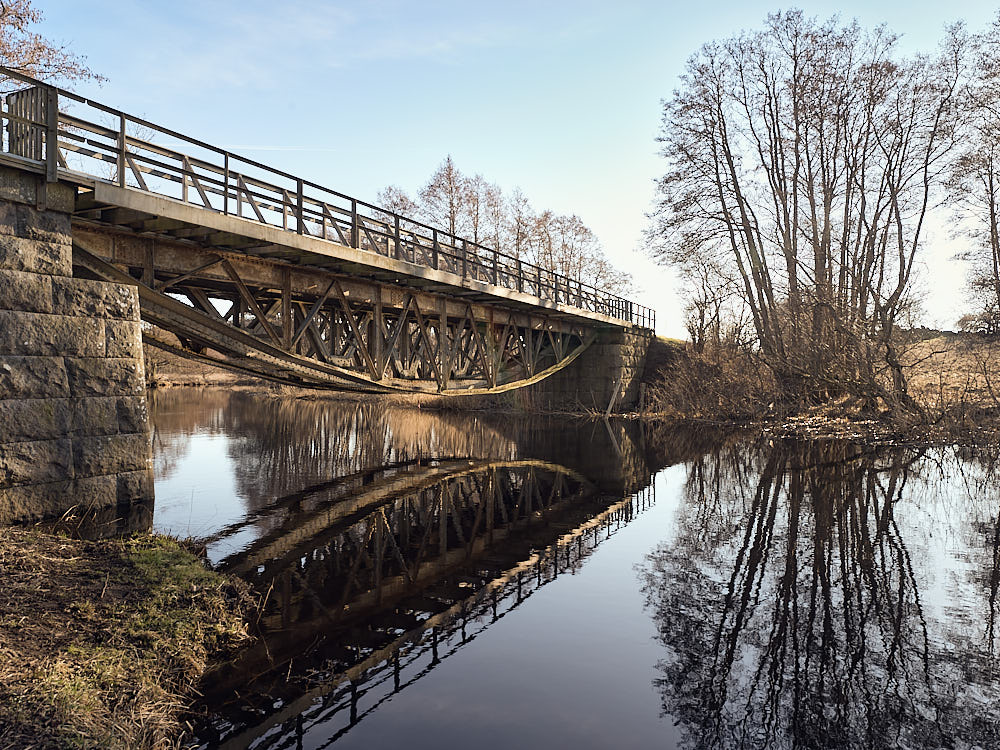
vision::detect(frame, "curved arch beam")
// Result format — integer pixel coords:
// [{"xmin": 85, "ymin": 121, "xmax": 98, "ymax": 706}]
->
[{"xmin": 74, "ymin": 242, "xmax": 595, "ymax": 395}]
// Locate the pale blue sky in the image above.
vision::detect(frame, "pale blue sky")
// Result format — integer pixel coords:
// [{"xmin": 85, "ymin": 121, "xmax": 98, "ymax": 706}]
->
[{"xmin": 38, "ymin": 1, "xmax": 999, "ymax": 335}]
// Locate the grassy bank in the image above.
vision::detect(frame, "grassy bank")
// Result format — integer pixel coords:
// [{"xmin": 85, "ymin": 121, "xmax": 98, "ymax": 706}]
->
[
  {"xmin": 0, "ymin": 528, "xmax": 253, "ymax": 749},
  {"xmin": 639, "ymin": 333, "xmax": 1000, "ymax": 441}
]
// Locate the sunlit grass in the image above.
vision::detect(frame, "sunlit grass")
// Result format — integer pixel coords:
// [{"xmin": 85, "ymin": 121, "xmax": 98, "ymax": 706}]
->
[{"xmin": 0, "ymin": 528, "xmax": 253, "ymax": 749}]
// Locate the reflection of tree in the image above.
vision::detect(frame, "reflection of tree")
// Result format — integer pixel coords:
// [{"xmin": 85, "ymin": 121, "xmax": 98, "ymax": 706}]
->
[
  {"xmin": 150, "ymin": 392, "xmax": 719, "ymax": 515},
  {"xmin": 149, "ymin": 391, "xmax": 521, "ymax": 509},
  {"xmin": 953, "ymin": 444, "xmax": 1000, "ymax": 659},
  {"xmin": 640, "ymin": 440, "xmax": 1000, "ymax": 749}
]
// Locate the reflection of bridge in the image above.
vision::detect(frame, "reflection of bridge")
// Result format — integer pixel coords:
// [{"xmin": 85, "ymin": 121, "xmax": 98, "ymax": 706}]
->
[
  {"xmin": 0, "ymin": 67, "xmax": 652, "ymax": 396},
  {"xmin": 195, "ymin": 455, "xmax": 655, "ymax": 748}
]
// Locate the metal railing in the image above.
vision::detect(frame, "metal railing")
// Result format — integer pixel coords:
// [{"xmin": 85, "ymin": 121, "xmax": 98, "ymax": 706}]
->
[{"xmin": 0, "ymin": 66, "xmax": 655, "ymax": 329}]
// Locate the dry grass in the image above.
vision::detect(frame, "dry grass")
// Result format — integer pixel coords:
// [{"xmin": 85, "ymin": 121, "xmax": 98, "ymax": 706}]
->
[
  {"xmin": 639, "ymin": 332, "xmax": 1000, "ymax": 440},
  {"xmin": 901, "ymin": 333, "xmax": 1000, "ymax": 414},
  {"xmin": 0, "ymin": 529, "xmax": 253, "ymax": 750},
  {"xmin": 642, "ymin": 338, "xmax": 783, "ymax": 421}
]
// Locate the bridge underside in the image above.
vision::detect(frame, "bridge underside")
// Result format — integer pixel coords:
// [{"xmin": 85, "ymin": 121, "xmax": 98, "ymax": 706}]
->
[{"xmin": 72, "ymin": 224, "xmax": 594, "ymax": 395}]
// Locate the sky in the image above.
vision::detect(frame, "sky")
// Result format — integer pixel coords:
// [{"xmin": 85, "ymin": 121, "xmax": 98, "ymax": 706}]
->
[{"xmin": 37, "ymin": 0, "xmax": 1000, "ymax": 337}]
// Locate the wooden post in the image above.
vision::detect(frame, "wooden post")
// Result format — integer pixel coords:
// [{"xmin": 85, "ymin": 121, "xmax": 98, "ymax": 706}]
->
[
  {"xmin": 351, "ymin": 199, "xmax": 359, "ymax": 249},
  {"xmin": 117, "ymin": 115, "xmax": 126, "ymax": 188},
  {"xmin": 296, "ymin": 178, "xmax": 304, "ymax": 235},
  {"xmin": 439, "ymin": 297, "xmax": 450, "ymax": 389},
  {"xmin": 373, "ymin": 285, "xmax": 384, "ymax": 379},
  {"xmin": 605, "ymin": 372, "xmax": 624, "ymax": 417},
  {"xmin": 142, "ymin": 240, "xmax": 154, "ymax": 287},
  {"xmin": 223, "ymin": 153, "xmax": 229, "ymax": 215},
  {"xmin": 394, "ymin": 215, "xmax": 401, "ymax": 260},
  {"xmin": 44, "ymin": 87, "xmax": 58, "ymax": 182},
  {"xmin": 432, "ymin": 229, "xmax": 439, "ymax": 270},
  {"xmin": 281, "ymin": 268, "xmax": 292, "ymax": 348}
]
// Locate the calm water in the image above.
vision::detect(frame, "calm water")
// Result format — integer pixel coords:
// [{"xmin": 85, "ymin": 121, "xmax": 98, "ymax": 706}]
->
[{"xmin": 148, "ymin": 390, "xmax": 1000, "ymax": 749}]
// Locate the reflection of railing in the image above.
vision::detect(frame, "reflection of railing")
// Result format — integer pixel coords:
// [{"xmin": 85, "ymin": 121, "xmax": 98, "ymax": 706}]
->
[
  {"xmin": 204, "ymin": 487, "xmax": 654, "ymax": 749},
  {"xmin": 0, "ymin": 67, "xmax": 655, "ymax": 330}
]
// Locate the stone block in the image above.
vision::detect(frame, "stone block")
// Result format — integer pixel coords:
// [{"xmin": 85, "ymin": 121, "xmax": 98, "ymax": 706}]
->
[
  {"xmin": 116, "ymin": 396, "xmax": 149, "ymax": 434},
  {"xmin": 0, "ymin": 310, "xmax": 104, "ymax": 356},
  {"xmin": 66, "ymin": 397, "xmax": 120, "ymax": 437},
  {"xmin": 72, "ymin": 432, "xmax": 149, "ymax": 478},
  {"xmin": 0, "ymin": 269, "xmax": 52, "ymax": 313},
  {"xmin": 64, "ymin": 357, "xmax": 145, "ymax": 397},
  {"xmin": 0, "ymin": 474, "xmax": 119, "ymax": 523},
  {"xmin": 0, "ymin": 202, "xmax": 72, "ymax": 243},
  {"xmin": 15, "ymin": 203, "xmax": 72, "ymax": 244},
  {"xmin": 104, "ymin": 319, "xmax": 143, "ymax": 358},
  {"xmin": 116, "ymin": 468, "xmax": 154, "ymax": 504},
  {"xmin": 0, "ymin": 168, "xmax": 74, "ymax": 213},
  {"xmin": 0, "ymin": 355, "xmax": 69, "ymax": 399},
  {"xmin": 0, "ymin": 437, "xmax": 73, "ymax": 487},
  {"xmin": 51, "ymin": 277, "xmax": 140, "ymax": 321},
  {"xmin": 0, "ymin": 399, "xmax": 68, "ymax": 442},
  {"xmin": 0, "ymin": 167, "xmax": 38, "ymax": 207},
  {"xmin": 0, "ymin": 479, "xmax": 71, "ymax": 522},
  {"xmin": 74, "ymin": 474, "xmax": 125, "ymax": 509},
  {"xmin": 0, "ymin": 235, "xmax": 71, "ymax": 275}
]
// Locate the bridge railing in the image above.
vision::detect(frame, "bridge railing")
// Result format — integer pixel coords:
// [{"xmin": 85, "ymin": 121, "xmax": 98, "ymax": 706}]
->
[{"xmin": 0, "ymin": 68, "xmax": 655, "ymax": 330}]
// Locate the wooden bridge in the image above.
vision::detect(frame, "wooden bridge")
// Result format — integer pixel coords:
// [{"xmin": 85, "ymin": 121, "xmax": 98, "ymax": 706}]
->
[{"xmin": 0, "ymin": 67, "xmax": 653, "ymax": 396}]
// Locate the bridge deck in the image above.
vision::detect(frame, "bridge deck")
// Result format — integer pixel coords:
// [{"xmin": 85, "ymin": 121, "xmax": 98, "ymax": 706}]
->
[
  {"xmin": 68, "ymin": 178, "xmax": 629, "ymax": 329},
  {"xmin": 0, "ymin": 67, "xmax": 653, "ymax": 394}
]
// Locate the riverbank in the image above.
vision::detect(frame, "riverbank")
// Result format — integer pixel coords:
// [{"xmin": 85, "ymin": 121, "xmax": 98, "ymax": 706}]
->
[
  {"xmin": 144, "ymin": 330, "xmax": 1000, "ymax": 441},
  {"xmin": 0, "ymin": 527, "xmax": 253, "ymax": 749}
]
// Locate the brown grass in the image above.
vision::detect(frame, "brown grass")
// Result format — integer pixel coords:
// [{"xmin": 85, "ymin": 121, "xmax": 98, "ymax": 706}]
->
[
  {"xmin": 641, "ymin": 338, "xmax": 783, "ymax": 421},
  {"xmin": 639, "ymin": 332, "xmax": 1000, "ymax": 440},
  {"xmin": 901, "ymin": 333, "xmax": 1000, "ymax": 415},
  {"xmin": 0, "ymin": 529, "xmax": 253, "ymax": 749}
]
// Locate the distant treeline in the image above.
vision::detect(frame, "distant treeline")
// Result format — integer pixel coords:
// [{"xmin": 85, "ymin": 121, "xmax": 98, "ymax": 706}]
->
[{"xmin": 377, "ymin": 156, "xmax": 632, "ymax": 297}]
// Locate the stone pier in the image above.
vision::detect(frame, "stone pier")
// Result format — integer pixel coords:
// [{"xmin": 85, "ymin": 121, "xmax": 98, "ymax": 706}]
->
[
  {"xmin": 0, "ymin": 168, "xmax": 153, "ymax": 523},
  {"xmin": 527, "ymin": 325, "xmax": 651, "ymax": 412}
]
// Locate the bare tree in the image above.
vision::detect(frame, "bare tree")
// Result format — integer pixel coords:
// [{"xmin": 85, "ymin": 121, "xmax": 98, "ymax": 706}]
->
[
  {"xmin": 483, "ymin": 180, "xmax": 506, "ymax": 252},
  {"xmin": 0, "ymin": 0, "xmax": 101, "ymax": 87},
  {"xmin": 418, "ymin": 155, "xmax": 466, "ymax": 238},
  {"xmin": 375, "ymin": 184, "xmax": 419, "ymax": 218},
  {"xmin": 506, "ymin": 187, "xmax": 535, "ymax": 261},
  {"xmin": 950, "ymin": 13, "xmax": 1000, "ymax": 335},
  {"xmin": 381, "ymin": 158, "xmax": 634, "ymax": 297},
  {"xmin": 463, "ymin": 172, "xmax": 488, "ymax": 245},
  {"xmin": 650, "ymin": 11, "xmax": 966, "ymax": 409}
]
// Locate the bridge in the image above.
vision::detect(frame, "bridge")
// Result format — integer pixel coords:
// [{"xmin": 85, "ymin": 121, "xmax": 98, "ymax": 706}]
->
[{"xmin": 0, "ymin": 68, "xmax": 654, "ymax": 520}]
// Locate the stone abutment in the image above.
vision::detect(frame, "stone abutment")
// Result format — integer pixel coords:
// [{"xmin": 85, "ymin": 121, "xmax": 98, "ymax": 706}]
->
[
  {"xmin": 526, "ymin": 326, "xmax": 651, "ymax": 413},
  {"xmin": 0, "ymin": 168, "xmax": 153, "ymax": 523}
]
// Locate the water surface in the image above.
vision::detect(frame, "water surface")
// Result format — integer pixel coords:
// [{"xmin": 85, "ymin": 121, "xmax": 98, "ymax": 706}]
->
[{"xmin": 148, "ymin": 390, "xmax": 1000, "ymax": 748}]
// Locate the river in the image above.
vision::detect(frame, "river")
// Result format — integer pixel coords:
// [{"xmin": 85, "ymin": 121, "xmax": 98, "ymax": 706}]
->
[{"xmin": 147, "ymin": 389, "xmax": 1000, "ymax": 749}]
